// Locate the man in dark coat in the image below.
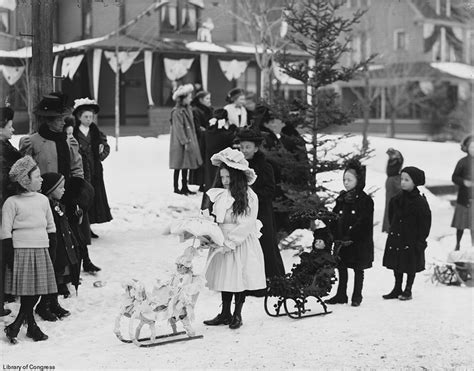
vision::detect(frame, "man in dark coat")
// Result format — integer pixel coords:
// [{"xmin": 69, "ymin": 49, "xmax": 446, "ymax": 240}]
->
[{"xmin": 236, "ymin": 128, "xmax": 285, "ymax": 280}]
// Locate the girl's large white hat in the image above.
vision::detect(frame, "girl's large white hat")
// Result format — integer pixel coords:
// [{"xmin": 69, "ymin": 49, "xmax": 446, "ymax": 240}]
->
[
  {"xmin": 210, "ymin": 147, "xmax": 257, "ymax": 185},
  {"xmin": 73, "ymin": 97, "xmax": 100, "ymax": 116},
  {"xmin": 172, "ymin": 84, "xmax": 194, "ymax": 101}
]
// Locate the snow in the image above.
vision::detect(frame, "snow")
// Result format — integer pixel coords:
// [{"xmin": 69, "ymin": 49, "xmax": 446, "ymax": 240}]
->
[
  {"xmin": 431, "ymin": 62, "xmax": 474, "ymax": 81},
  {"xmin": 2, "ymin": 134, "xmax": 473, "ymax": 369}
]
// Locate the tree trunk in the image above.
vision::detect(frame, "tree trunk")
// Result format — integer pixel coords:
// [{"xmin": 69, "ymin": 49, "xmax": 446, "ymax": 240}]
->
[
  {"xmin": 362, "ymin": 72, "xmax": 370, "ymax": 150},
  {"xmin": 31, "ymin": 0, "xmax": 54, "ymax": 132},
  {"xmin": 388, "ymin": 110, "xmax": 396, "ymax": 138},
  {"xmin": 260, "ymin": 66, "xmax": 272, "ymax": 102}
]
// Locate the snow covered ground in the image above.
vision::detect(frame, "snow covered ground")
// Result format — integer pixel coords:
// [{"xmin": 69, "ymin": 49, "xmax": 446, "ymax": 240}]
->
[{"xmin": 2, "ymin": 134, "xmax": 473, "ymax": 370}]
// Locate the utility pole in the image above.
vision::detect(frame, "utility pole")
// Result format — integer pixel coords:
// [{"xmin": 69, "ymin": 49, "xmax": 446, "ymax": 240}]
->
[{"xmin": 31, "ymin": 0, "xmax": 55, "ymax": 132}]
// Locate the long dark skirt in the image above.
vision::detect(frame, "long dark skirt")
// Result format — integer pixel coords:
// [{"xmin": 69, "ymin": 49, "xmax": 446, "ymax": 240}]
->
[{"xmin": 382, "ymin": 175, "xmax": 401, "ymax": 233}]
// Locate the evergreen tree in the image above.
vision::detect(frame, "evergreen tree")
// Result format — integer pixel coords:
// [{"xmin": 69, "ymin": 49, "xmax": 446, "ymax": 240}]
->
[{"xmin": 266, "ymin": 0, "xmax": 374, "ymax": 223}]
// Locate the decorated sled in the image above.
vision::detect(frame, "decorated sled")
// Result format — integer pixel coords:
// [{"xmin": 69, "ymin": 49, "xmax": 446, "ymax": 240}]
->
[
  {"xmin": 264, "ymin": 229, "xmax": 344, "ymax": 320},
  {"xmin": 431, "ymin": 250, "xmax": 473, "ymax": 287},
  {"xmin": 114, "ymin": 212, "xmax": 224, "ymax": 347}
]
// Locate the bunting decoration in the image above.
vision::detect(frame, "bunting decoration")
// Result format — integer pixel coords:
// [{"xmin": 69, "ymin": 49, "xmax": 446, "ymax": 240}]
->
[
  {"xmin": 163, "ymin": 57, "xmax": 195, "ymax": 89},
  {"xmin": 218, "ymin": 59, "xmax": 248, "ymax": 81},
  {"xmin": 0, "ymin": 64, "xmax": 25, "ymax": 86},
  {"xmin": 423, "ymin": 23, "xmax": 462, "ymax": 61},
  {"xmin": 61, "ymin": 54, "xmax": 84, "ymax": 80},
  {"xmin": 104, "ymin": 50, "xmax": 140, "ymax": 73},
  {"xmin": 144, "ymin": 50, "xmax": 155, "ymax": 106}
]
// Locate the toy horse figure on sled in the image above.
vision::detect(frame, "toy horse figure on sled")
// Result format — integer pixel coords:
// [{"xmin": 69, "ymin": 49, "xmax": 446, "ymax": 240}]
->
[
  {"xmin": 265, "ymin": 219, "xmax": 348, "ymax": 319},
  {"xmin": 114, "ymin": 212, "xmax": 224, "ymax": 347},
  {"xmin": 114, "ymin": 247, "xmax": 205, "ymax": 347}
]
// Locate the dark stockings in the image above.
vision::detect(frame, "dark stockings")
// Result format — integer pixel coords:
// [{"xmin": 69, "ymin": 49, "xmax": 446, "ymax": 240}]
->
[
  {"xmin": 173, "ymin": 169, "xmax": 190, "ymax": 193},
  {"xmin": 455, "ymin": 229, "xmax": 463, "ymax": 250}
]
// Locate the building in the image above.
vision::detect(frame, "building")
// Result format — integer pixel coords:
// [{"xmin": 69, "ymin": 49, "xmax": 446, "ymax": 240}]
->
[
  {"xmin": 336, "ymin": 0, "xmax": 474, "ymax": 138},
  {"xmin": 1, "ymin": 0, "xmax": 304, "ymax": 134}
]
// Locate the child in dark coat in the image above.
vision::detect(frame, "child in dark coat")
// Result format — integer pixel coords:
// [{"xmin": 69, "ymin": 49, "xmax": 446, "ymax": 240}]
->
[
  {"xmin": 35, "ymin": 173, "xmax": 80, "ymax": 321},
  {"xmin": 327, "ymin": 159, "xmax": 374, "ymax": 307},
  {"xmin": 382, "ymin": 166, "xmax": 431, "ymax": 301}
]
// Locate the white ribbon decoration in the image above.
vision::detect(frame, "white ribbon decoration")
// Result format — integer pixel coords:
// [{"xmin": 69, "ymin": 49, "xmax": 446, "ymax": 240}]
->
[
  {"xmin": 144, "ymin": 50, "xmax": 155, "ymax": 106},
  {"xmin": 104, "ymin": 50, "xmax": 140, "ymax": 73},
  {"xmin": 200, "ymin": 53, "xmax": 208, "ymax": 91},
  {"xmin": 423, "ymin": 23, "xmax": 435, "ymax": 38},
  {"xmin": 163, "ymin": 57, "xmax": 195, "ymax": 82},
  {"xmin": 0, "ymin": 65, "xmax": 25, "ymax": 86},
  {"xmin": 451, "ymin": 26, "xmax": 463, "ymax": 41},
  {"xmin": 61, "ymin": 54, "xmax": 84, "ymax": 80},
  {"xmin": 92, "ymin": 49, "xmax": 102, "ymax": 100},
  {"xmin": 52, "ymin": 55, "xmax": 59, "ymax": 90},
  {"xmin": 218, "ymin": 59, "xmax": 248, "ymax": 81}
]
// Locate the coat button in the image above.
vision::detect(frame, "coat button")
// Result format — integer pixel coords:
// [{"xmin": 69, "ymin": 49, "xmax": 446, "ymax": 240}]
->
[
  {"xmin": 339, "ymin": 211, "xmax": 343, "ymax": 214},
  {"xmin": 397, "ymin": 233, "xmax": 400, "ymax": 236},
  {"xmin": 389, "ymin": 246, "xmax": 392, "ymax": 250},
  {"xmin": 351, "ymin": 210, "xmax": 355, "ymax": 214}
]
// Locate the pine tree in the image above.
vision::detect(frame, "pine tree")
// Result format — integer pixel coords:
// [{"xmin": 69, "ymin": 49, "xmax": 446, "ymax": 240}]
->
[{"xmin": 267, "ymin": 0, "xmax": 374, "ymax": 223}]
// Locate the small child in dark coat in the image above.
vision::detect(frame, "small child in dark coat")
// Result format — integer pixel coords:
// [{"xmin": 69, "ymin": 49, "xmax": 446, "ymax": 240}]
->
[
  {"xmin": 35, "ymin": 173, "xmax": 80, "ymax": 321},
  {"xmin": 382, "ymin": 166, "xmax": 431, "ymax": 301},
  {"xmin": 327, "ymin": 159, "xmax": 374, "ymax": 307}
]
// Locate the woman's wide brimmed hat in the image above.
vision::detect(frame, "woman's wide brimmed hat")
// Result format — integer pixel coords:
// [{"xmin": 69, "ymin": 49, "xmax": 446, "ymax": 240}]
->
[
  {"xmin": 34, "ymin": 93, "xmax": 72, "ymax": 117},
  {"xmin": 210, "ymin": 147, "xmax": 257, "ymax": 185},
  {"xmin": 73, "ymin": 97, "xmax": 100, "ymax": 116},
  {"xmin": 172, "ymin": 84, "xmax": 194, "ymax": 102}
]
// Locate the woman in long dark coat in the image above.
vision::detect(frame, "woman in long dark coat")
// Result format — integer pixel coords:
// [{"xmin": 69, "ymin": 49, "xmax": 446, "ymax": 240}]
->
[
  {"xmin": 236, "ymin": 129, "xmax": 285, "ymax": 280},
  {"xmin": 169, "ymin": 84, "xmax": 202, "ymax": 195},
  {"xmin": 382, "ymin": 166, "xmax": 431, "ymax": 301},
  {"xmin": 327, "ymin": 160, "xmax": 374, "ymax": 307},
  {"xmin": 72, "ymin": 98, "xmax": 112, "ymax": 228},
  {"xmin": 382, "ymin": 148, "xmax": 404, "ymax": 233},
  {"xmin": 0, "ymin": 106, "xmax": 21, "ymax": 317},
  {"xmin": 451, "ymin": 134, "xmax": 473, "ymax": 250},
  {"xmin": 189, "ymin": 91, "xmax": 213, "ymax": 191}
]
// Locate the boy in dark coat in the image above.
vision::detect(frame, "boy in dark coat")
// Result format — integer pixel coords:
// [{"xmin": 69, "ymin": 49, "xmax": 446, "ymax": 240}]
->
[
  {"xmin": 36, "ymin": 173, "xmax": 79, "ymax": 321},
  {"xmin": 382, "ymin": 166, "xmax": 431, "ymax": 301},
  {"xmin": 236, "ymin": 128, "xmax": 285, "ymax": 280},
  {"xmin": 327, "ymin": 159, "xmax": 374, "ymax": 307}
]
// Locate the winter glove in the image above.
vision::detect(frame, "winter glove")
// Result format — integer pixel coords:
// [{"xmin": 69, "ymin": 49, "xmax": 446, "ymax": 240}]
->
[
  {"xmin": 75, "ymin": 205, "xmax": 84, "ymax": 225},
  {"xmin": 2, "ymin": 238, "xmax": 14, "ymax": 270},
  {"xmin": 48, "ymin": 233, "xmax": 57, "ymax": 264}
]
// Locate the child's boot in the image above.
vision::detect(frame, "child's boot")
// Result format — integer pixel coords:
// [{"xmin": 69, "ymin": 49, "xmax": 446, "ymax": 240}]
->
[
  {"xmin": 35, "ymin": 295, "xmax": 58, "ymax": 322},
  {"xmin": 326, "ymin": 267, "xmax": 348, "ymax": 304},
  {"xmin": 383, "ymin": 271, "xmax": 403, "ymax": 299},
  {"xmin": 398, "ymin": 273, "xmax": 414, "ymax": 301},
  {"xmin": 229, "ymin": 294, "xmax": 245, "ymax": 330},
  {"xmin": 4, "ymin": 312, "xmax": 26, "ymax": 344},
  {"xmin": 26, "ymin": 315, "xmax": 48, "ymax": 341},
  {"xmin": 49, "ymin": 294, "xmax": 71, "ymax": 319},
  {"xmin": 351, "ymin": 270, "xmax": 364, "ymax": 307},
  {"xmin": 203, "ymin": 300, "xmax": 232, "ymax": 326},
  {"xmin": 82, "ymin": 246, "xmax": 101, "ymax": 273}
]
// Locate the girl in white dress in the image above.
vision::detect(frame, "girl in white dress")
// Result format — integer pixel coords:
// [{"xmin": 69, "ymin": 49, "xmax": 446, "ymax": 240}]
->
[{"xmin": 203, "ymin": 148, "xmax": 266, "ymax": 329}]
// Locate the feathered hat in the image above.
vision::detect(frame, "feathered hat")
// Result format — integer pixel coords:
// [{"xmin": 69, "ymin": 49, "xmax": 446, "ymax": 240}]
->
[
  {"xmin": 210, "ymin": 147, "xmax": 257, "ymax": 185},
  {"xmin": 73, "ymin": 97, "xmax": 100, "ymax": 116},
  {"xmin": 34, "ymin": 93, "xmax": 72, "ymax": 117},
  {"xmin": 172, "ymin": 84, "xmax": 194, "ymax": 102}
]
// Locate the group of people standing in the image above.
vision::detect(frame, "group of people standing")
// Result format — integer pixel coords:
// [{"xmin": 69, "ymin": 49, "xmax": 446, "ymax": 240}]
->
[{"xmin": 0, "ymin": 93, "xmax": 112, "ymax": 343}]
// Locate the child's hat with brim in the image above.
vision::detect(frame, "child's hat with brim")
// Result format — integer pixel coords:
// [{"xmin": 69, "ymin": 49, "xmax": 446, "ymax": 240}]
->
[
  {"xmin": 210, "ymin": 147, "xmax": 257, "ymax": 185},
  {"xmin": 73, "ymin": 97, "xmax": 100, "ymax": 116},
  {"xmin": 172, "ymin": 84, "xmax": 194, "ymax": 102}
]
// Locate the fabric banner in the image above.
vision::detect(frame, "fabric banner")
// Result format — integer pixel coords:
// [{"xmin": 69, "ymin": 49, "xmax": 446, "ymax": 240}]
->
[
  {"xmin": 0, "ymin": 64, "xmax": 25, "ymax": 85},
  {"xmin": 0, "ymin": 0, "xmax": 16, "ymax": 10},
  {"xmin": 52, "ymin": 55, "xmax": 59, "ymax": 90},
  {"xmin": 104, "ymin": 50, "xmax": 140, "ymax": 73},
  {"xmin": 144, "ymin": 50, "xmax": 155, "ymax": 106},
  {"xmin": 163, "ymin": 57, "xmax": 195, "ymax": 82},
  {"xmin": 423, "ymin": 23, "xmax": 435, "ymax": 38},
  {"xmin": 61, "ymin": 54, "xmax": 84, "ymax": 80},
  {"xmin": 200, "ymin": 53, "xmax": 208, "ymax": 91},
  {"xmin": 218, "ymin": 59, "xmax": 248, "ymax": 81},
  {"xmin": 92, "ymin": 49, "xmax": 102, "ymax": 100}
]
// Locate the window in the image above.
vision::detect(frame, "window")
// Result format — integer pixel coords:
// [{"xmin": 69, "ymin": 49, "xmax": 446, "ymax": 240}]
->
[
  {"xmin": 394, "ymin": 30, "xmax": 407, "ymax": 51},
  {"xmin": 236, "ymin": 64, "xmax": 258, "ymax": 95},
  {"xmin": 0, "ymin": 10, "xmax": 9, "ymax": 33},
  {"xmin": 161, "ymin": 0, "xmax": 201, "ymax": 33}
]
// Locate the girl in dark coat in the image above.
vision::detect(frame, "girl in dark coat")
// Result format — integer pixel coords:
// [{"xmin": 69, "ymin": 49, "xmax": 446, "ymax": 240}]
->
[
  {"xmin": 0, "ymin": 106, "xmax": 21, "ymax": 317},
  {"xmin": 451, "ymin": 135, "xmax": 473, "ymax": 250},
  {"xmin": 72, "ymin": 98, "xmax": 112, "ymax": 226},
  {"xmin": 382, "ymin": 148, "xmax": 404, "ymax": 233},
  {"xmin": 236, "ymin": 129, "xmax": 285, "ymax": 280},
  {"xmin": 189, "ymin": 91, "xmax": 213, "ymax": 190},
  {"xmin": 382, "ymin": 166, "xmax": 431, "ymax": 301},
  {"xmin": 327, "ymin": 159, "xmax": 374, "ymax": 307}
]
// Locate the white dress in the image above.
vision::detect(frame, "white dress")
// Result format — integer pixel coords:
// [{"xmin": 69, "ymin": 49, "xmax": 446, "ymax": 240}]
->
[
  {"xmin": 205, "ymin": 188, "xmax": 266, "ymax": 292},
  {"xmin": 224, "ymin": 103, "xmax": 247, "ymax": 128}
]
